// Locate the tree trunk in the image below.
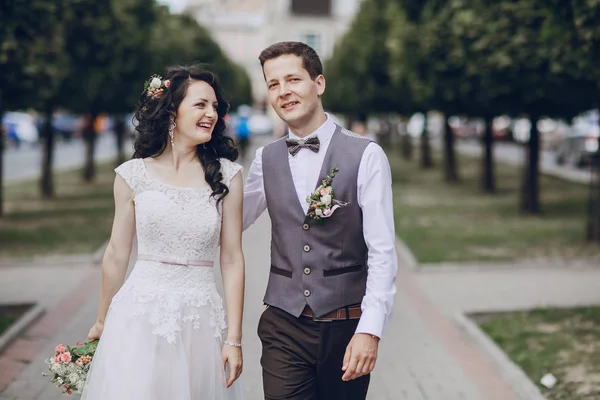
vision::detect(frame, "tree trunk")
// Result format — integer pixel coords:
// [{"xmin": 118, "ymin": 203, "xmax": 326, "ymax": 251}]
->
[
  {"xmin": 0, "ymin": 109, "xmax": 4, "ymax": 218},
  {"xmin": 40, "ymin": 107, "xmax": 56, "ymax": 198},
  {"xmin": 420, "ymin": 116, "xmax": 433, "ymax": 169},
  {"xmin": 114, "ymin": 115, "xmax": 126, "ymax": 166},
  {"xmin": 399, "ymin": 117, "xmax": 413, "ymax": 160},
  {"xmin": 586, "ymin": 117, "xmax": 600, "ymax": 241},
  {"xmin": 482, "ymin": 115, "xmax": 495, "ymax": 193},
  {"xmin": 378, "ymin": 118, "xmax": 392, "ymax": 149},
  {"xmin": 83, "ymin": 112, "xmax": 99, "ymax": 182},
  {"xmin": 520, "ymin": 115, "xmax": 541, "ymax": 213},
  {"xmin": 443, "ymin": 116, "xmax": 459, "ymax": 182}
]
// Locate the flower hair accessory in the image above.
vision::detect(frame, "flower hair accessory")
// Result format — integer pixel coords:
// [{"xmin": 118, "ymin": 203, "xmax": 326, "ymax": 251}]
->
[
  {"xmin": 306, "ymin": 168, "xmax": 349, "ymax": 220},
  {"xmin": 144, "ymin": 74, "xmax": 170, "ymax": 98}
]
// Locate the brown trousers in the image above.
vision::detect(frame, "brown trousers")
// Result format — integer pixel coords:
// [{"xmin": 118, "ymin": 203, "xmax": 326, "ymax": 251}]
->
[{"xmin": 257, "ymin": 306, "xmax": 370, "ymax": 400}]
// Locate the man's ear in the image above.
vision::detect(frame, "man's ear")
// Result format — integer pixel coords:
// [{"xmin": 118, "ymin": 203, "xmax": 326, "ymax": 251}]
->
[{"xmin": 315, "ymin": 74, "xmax": 326, "ymax": 97}]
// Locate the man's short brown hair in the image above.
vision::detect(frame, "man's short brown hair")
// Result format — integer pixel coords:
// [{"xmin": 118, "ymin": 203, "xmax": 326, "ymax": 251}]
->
[{"xmin": 258, "ymin": 41, "xmax": 323, "ymax": 80}]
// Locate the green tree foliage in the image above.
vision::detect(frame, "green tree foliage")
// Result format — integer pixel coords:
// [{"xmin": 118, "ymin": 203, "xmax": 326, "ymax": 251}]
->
[
  {"xmin": 323, "ymin": 0, "xmax": 398, "ymax": 121},
  {"xmin": 0, "ymin": 0, "xmax": 73, "ymax": 209},
  {"xmin": 149, "ymin": 10, "xmax": 252, "ymax": 111}
]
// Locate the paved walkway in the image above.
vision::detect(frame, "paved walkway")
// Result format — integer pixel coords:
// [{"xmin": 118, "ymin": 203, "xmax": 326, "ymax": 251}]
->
[
  {"xmin": 4, "ymin": 223, "xmax": 599, "ymax": 399},
  {"xmin": 1, "ymin": 135, "xmax": 599, "ymax": 399}
]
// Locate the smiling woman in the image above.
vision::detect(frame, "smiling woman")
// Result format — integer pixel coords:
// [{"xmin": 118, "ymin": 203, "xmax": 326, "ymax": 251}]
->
[
  {"xmin": 133, "ymin": 64, "xmax": 238, "ymax": 205},
  {"xmin": 79, "ymin": 63, "xmax": 245, "ymax": 399}
]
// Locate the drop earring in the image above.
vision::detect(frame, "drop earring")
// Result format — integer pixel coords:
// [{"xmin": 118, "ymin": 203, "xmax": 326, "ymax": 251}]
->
[{"xmin": 168, "ymin": 118, "xmax": 176, "ymax": 149}]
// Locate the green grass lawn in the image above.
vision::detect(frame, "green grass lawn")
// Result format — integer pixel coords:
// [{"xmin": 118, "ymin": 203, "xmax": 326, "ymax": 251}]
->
[
  {"xmin": 3, "ymin": 146, "xmax": 600, "ymax": 263},
  {"xmin": 0, "ymin": 163, "xmax": 116, "ymax": 259},
  {"xmin": 479, "ymin": 307, "xmax": 600, "ymax": 400},
  {"xmin": 389, "ymin": 147, "xmax": 600, "ymax": 263}
]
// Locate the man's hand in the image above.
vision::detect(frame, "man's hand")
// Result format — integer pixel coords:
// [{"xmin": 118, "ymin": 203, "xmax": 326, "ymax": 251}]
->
[{"xmin": 341, "ymin": 333, "xmax": 379, "ymax": 381}]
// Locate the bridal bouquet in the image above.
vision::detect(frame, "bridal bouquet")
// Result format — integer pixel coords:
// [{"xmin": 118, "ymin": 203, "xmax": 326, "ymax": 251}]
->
[{"xmin": 43, "ymin": 340, "xmax": 98, "ymax": 395}]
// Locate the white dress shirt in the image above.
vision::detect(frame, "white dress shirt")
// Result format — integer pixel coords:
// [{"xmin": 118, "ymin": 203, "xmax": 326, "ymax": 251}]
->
[{"xmin": 243, "ymin": 115, "xmax": 397, "ymax": 339}]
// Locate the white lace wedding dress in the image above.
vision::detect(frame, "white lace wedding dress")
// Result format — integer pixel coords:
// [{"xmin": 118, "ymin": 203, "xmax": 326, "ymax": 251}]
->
[{"xmin": 81, "ymin": 158, "xmax": 244, "ymax": 400}]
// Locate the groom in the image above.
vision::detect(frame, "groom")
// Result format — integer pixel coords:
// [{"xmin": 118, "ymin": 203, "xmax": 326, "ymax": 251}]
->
[{"xmin": 243, "ymin": 41, "xmax": 398, "ymax": 400}]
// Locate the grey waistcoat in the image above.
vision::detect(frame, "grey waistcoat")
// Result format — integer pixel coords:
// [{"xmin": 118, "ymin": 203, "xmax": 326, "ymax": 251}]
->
[{"xmin": 262, "ymin": 124, "xmax": 371, "ymax": 318}]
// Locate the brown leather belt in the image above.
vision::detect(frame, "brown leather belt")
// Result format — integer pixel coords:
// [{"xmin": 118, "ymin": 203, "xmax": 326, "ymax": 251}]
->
[{"xmin": 301, "ymin": 305, "xmax": 362, "ymax": 322}]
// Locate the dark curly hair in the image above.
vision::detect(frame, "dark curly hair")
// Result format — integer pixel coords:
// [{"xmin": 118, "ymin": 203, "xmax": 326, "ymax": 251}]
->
[{"xmin": 133, "ymin": 64, "xmax": 238, "ymax": 206}]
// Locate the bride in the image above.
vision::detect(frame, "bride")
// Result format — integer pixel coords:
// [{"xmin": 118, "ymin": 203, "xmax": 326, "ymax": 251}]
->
[{"xmin": 81, "ymin": 64, "xmax": 245, "ymax": 399}]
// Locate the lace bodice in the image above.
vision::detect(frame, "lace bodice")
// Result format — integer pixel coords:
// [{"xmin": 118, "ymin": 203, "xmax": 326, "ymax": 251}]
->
[
  {"xmin": 109, "ymin": 157, "xmax": 242, "ymax": 343},
  {"xmin": 115, "ymin": 158, "xmax": 242, "ymax": 262}
]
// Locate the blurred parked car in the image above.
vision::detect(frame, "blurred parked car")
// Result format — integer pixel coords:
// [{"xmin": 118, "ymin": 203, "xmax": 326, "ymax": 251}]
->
[
  {"xmin": 2, "ymin": 112, "xmax": 39, "ymax": 148},
  {"xmin": 492, "ymin": 116, "xmax": 512, "ymax": 141},
  {"xmin": 511, "ymin": 117, "xmax": 569, "ymax": 149},
  {"xmin": 248, "ymin": 112, "xmax": 273, "ymax": 135},
  {"xmin": 51, "ymin": 113, "xmax": 84, "ymax": 141},
  {"xmin": 554, "ymin": 132, "xmax": 599, "ymax": 168},
  {"xmin": 448, "ymin": 116, "xmax": 484, "ymax": 139},
  {"xmin": 554, "ymin": 110, "xmax": 600, "ymax": 168}
]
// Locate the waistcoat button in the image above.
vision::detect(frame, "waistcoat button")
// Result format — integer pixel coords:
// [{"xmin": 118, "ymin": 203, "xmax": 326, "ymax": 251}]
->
[
  {"xmin": 303, "ymin": 289, "xmax": 311, "ymax": 297},
  {"xmin": 303, "ymin": 267, "xmax": 311, "ymax": 275},
  {"xmin": 303, "ymin": 245, "xmax": 311, "ymax": 252},
  {"xmin": 302, "ymin": 224, "xmax": 310, "ymax": 231}
]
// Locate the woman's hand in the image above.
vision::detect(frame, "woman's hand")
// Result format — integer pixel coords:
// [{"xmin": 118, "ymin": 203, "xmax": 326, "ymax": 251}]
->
[
  {"xmin": 87, "ymin": 320, "xmax": 104, "ymax": 342},
  {"xmin": 221, "ymin": 343, "xmax": 243, "ymax": 388}
]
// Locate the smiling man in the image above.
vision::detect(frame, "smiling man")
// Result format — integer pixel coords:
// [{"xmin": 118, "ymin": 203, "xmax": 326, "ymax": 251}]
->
[{"xmin": 243, "ymin": 41, "xmax": 398, "ymax": 400}]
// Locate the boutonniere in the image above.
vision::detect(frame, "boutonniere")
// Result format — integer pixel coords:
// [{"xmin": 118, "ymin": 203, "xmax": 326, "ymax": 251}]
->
[{"xmin": 306, "ymin": 168, "xmax": 349, "ymax": 220}]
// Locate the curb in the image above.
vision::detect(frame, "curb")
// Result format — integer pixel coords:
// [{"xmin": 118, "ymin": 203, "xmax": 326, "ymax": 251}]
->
[
  {"xmin": 395, "ymin": 237, "xmax": 419, "ymax": 271},
  {"xmin": 453, "ymin": 311, "xmax": 547, "ymax": 400},
  {"xmin": 0, "ymin": 241, "xmax": 107, "ymax": 394},
  {"xmin": 418, "ymin": 258, "xmax": 599, "ymax": 273},
  {"xmin": 0, "ymin": 240, "xmax": 110, "ymax": 269},
  {"xmin": 0, "ymin": 253, "xmax": 96, "ymax": 269},
  {"xmin": 0, "ymin": 305, "xmax": 45, "ymax": 354},
  {"xmin": 91, "ymin": 241, "xmax": 108, "ymax": 265}
]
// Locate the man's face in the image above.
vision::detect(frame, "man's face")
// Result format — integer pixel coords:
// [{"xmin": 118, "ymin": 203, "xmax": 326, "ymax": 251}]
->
[{"xmin": 263, "ymin": 54, "xmax": 325, "ymax": 127}]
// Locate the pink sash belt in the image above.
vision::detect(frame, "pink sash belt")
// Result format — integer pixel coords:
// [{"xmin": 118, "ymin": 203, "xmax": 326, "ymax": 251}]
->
[{"xmin": 137, "ymin": 254, "xmax": 214, "ymax": 267}]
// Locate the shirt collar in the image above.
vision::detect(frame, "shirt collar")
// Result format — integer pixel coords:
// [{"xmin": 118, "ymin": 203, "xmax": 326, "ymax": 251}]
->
[{"xmin": 287, "ymin": 113, "xmax": 335, "ymax": 144}]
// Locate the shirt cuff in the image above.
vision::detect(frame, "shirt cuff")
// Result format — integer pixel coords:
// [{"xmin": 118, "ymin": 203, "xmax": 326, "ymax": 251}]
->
[{"xmin": 355, "ymin": 308, "xmax": 387, "ymax": 339}]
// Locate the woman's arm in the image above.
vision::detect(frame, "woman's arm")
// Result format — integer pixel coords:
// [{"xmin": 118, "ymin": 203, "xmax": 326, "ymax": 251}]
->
[
  {"xmin": 219, "ymin": 170, "xmax": 245, "ymax": 386},
  {"xmin": 88, "ymin": 174, "xmax": 135, "ymax": 340}
]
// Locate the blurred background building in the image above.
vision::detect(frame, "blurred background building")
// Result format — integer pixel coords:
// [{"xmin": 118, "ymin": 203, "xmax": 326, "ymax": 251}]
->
[{"xmin": 184, "ymin": 0, "xmax": 363, "ymax": 103}]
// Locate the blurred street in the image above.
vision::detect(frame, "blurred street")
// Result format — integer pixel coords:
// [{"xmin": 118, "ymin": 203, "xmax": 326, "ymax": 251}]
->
[
  {"xmin": 4, "ymin": 134, "xmax": 592, "ymax": 186},
  {"xmin": 453, "ymin": 140, "xmax": 592, "ymax": 184},
  {"xmin": 5, "ymin": 135, "xmax": 132, "ymax": 184}
]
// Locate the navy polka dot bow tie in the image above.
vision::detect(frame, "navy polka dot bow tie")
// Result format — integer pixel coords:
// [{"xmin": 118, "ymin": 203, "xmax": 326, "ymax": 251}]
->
[{"xmin": 285, "ymin": 136, "xmax": 320, "ymax": 156}]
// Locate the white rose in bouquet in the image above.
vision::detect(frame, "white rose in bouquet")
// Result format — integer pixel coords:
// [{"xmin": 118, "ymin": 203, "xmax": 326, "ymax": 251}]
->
[{"xmin": 150, "ymin": 77, "xmax": 162, "ymax": 89}]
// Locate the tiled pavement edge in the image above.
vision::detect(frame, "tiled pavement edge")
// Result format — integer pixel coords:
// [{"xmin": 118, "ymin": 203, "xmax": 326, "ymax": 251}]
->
[{"xmin": 0, "ymin": 264, "xmax": 100, "ymax": 397}]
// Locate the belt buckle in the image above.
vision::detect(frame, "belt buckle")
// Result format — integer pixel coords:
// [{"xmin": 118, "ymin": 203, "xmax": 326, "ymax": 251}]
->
[
  {"xmin": 311, "ymin": 314, "xmax": 334, "ymax": 322},
  {"xmin": 312, "ymin": 316, "xmax": 334, "ymax": 322}
]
